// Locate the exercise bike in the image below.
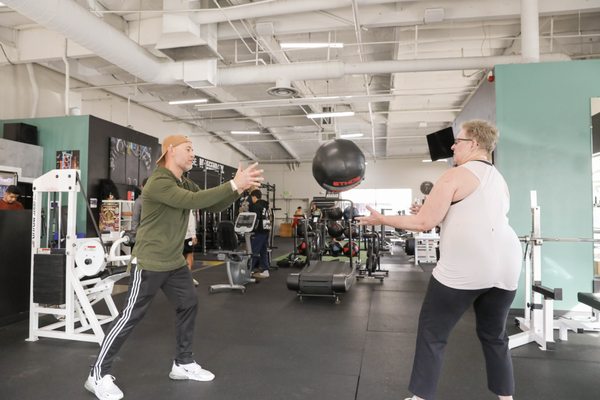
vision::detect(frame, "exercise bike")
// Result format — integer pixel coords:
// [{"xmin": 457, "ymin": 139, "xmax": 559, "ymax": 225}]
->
[
  {"xmin": 357, "ymin": 227, "xmax": 389, "ymax": 281},
  {"xmin": 209, "ymin": 212, "xmax": 257, "ymax": 294}
]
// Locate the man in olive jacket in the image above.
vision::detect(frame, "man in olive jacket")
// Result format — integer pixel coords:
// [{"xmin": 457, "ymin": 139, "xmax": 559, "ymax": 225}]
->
[{"xmin": 85, "ymin": 135, "xmax": 263, "ymax": 400}]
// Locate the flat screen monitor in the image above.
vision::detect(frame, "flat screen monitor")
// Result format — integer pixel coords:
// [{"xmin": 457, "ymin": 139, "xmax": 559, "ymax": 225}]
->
[
  {"xmin": 235, "ymin": 212, "xmax": 257, "ymax": 231},
  {"xmin": 426, "ymin": 126, "xmax": 454, "ymax": 161}
]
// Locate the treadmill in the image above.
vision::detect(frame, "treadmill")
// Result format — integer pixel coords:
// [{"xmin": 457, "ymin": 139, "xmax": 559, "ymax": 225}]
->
[{"xmin": 286, "ymin": 198, "xmax": 358, "ymax": 303}]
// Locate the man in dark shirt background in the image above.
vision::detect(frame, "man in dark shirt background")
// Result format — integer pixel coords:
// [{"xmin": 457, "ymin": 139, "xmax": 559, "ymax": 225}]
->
[{"xmin": 248, "ymin": 189, "xmax": 271, "ymax": 278}]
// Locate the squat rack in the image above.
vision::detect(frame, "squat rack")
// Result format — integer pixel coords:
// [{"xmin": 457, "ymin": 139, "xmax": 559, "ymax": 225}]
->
[{"xmin": 509, "ymin": 190, "xmax": 600, "ymax": 351}]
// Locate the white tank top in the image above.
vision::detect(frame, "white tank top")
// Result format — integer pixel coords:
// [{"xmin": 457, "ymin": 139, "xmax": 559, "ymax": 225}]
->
[{"xmin": 432, "ymin": 161, "xmax": 522, "ymax": 290}]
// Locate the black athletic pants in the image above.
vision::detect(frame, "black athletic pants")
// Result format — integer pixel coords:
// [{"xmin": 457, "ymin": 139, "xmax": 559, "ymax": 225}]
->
[
  {"xmin": 91, "ymin": 264, "xmax": 198, "ymax": 378},
  {"xmin": 408, "ymin": 277, "xmax": 516, "ymax": 400}
]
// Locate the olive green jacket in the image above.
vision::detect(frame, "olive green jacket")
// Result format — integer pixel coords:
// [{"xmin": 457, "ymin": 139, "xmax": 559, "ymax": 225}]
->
[{"xmin": 131, "ymin": 166, "xmax": 239, "ymax": 271}]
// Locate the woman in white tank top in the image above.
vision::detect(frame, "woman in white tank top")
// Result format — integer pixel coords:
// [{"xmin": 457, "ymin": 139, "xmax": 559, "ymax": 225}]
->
[{"xmin": 358, "ymin": 120, "xmax": 521, "ymax": 400}]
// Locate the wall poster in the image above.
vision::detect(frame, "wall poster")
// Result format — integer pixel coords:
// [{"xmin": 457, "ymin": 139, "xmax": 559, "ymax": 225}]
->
[
  {"xmin": 109, "ymin": 137, "xmax": 152, "ymax": 186},
  {"xmin": 56, "ymin": 150, "xmax": 80, "ymax": 170}
]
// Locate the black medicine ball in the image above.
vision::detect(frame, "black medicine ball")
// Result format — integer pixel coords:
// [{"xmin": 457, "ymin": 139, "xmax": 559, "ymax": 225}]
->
[
  {"xmin": 312, "ymin": 139, "xmax": 366, "ymax": 192},
  {"xmin": 326, "ymin": 221, "xmax": 344, "ymax": 239},
  {"xmin": 343, "ymin": 224, "xmax": 359, "ymax": 239}
]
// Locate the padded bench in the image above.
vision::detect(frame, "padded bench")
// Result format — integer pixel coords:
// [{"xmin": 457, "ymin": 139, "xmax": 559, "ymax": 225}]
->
[{"xmin": 577, "ymin": 292, "xmax": 600, "ymax": 311}]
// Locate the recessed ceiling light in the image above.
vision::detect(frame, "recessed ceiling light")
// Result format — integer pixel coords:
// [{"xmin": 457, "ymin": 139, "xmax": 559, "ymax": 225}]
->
[
  {"xmin": 280, "ymin": 42, "xmax": 344, "ymax": 49},
  {"xmin": 306, "ymin": 111, "xmax": 355, "ymax": 119},
  {"xmin": 168, "ymin": 98, "xmax": 208, "ymax": 105},
  {"xmin": 231, "ymin": 130, "xmax": 260, "ymax": 135},
  {"xmin": 340, "ymin": 133, "xmax": 364, "ymax": 139}
]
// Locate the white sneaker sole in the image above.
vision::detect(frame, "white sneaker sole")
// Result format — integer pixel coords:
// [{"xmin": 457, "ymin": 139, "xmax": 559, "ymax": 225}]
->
[
  {"xmin": 84, "ymin": 380, "xmax": 124, "ymax": 400},
  {"xmin": 169, "ymin": 371, "xmax": 215, "ymax": 381}
]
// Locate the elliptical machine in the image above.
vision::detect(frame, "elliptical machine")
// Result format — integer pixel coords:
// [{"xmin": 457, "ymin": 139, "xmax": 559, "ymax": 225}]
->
[{"xmin": 209, "ymin": 212, "xmax": 257, "ymax": 294}]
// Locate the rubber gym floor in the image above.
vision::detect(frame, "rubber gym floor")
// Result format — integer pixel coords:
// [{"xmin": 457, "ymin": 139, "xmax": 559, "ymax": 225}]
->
[{"xmin": 1, "ymin": 237, "xmax": 599, "ymax": 400}]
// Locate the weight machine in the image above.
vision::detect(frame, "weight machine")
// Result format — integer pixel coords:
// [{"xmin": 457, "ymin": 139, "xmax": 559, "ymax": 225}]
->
[{"xmin": 28, "ymin": 169, "xmax": 131, "ymax": 345}]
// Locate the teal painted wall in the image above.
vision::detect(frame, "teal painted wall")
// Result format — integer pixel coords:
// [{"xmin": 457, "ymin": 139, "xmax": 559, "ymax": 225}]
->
[
  {"xmin": 1, "ymin": 116, "xmax": 90, "ymax": 233},
  {"xmin": 495, "ymin": 60, "xmax": 600, "ymax": 310}
]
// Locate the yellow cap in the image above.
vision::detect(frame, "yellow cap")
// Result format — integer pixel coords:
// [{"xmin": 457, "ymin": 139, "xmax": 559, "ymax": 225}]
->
[{"xmin": 156, "ymin": 135, "xmax": 191, "ymax": 165}]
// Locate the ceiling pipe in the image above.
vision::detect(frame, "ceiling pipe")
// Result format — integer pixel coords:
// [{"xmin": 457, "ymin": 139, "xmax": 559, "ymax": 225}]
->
[
  {"xmin": 1, "ymin": 0, "xmax": 179, "ymax": 85},
  {"xmin": 26, "ymin": 64, "xmax": 39, "ymax": 118},
  {"xmin": 218, "ymin": 54, "xmax": 569, "ymax": 86},
  {"xmin": 190, "ymin": 0, "xmax": 403, "ymax": 25},
  {"xmin": 521, "ymin": 0, "xmax": 540, "ymax": 62},
  {"xmin": 351, "ymin": 0, "xmax": 377, "ymax": 159},
  {"xmin": 61, "ymin": 40, "xmax": 70, "ymax": 116},
  {"xmin": 193, "ymin": 93, "xmax": 397, "ymax": 112}
]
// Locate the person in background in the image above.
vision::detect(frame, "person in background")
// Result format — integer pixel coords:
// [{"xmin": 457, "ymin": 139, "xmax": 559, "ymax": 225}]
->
[
  {"xmin": 248, "ymin": 189, "xmax": 271, "ymax": 279},
  {"xmin": 184, "ymin": 210, "xmax": 199, "ymax": 286},
  {"xmin": 239, "ymin": 190, "xmax": 251, "ymax": 212},
  {"xmin": 130, "ymin": 178, "xmax": 148, "ymax": 235},
  {"xmin": 292, "ymin": 206, "xmax": 304, "ymax": 228},
  {"xmin": 85, "ymin": 134, "xmax": 263, "ymax": 400},
  {"xmin": 357, "ymin": 120, "xmax": 521, "ymax": 400},
  {"xmin": 0, "ymin": 185, "xmax": 24, "ymax": 210},
  {"xmin": 128, "ymin": 178, "xmax": 148, "ymax": 251},
  {"xmin": 309, "ymin": 202, "xmax": 321, "ymax": 219}
]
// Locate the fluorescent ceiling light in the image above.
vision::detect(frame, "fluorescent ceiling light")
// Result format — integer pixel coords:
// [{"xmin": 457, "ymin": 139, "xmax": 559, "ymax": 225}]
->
[
  {"xmin": 168, "ymin": 98, "xmax": 208, "ymax": 105},
  {"xmin": 422, "ymin": 159, "xmax": 449, "ymax": 163},
  {"xmin": 231, "ymin": 130, "xmax": 260, "ymax": 135},
  {"xmin": 306, "ymin": 111, "xmax": 355, "ymax": 119},
  {"xmin": 340, "ymin": 133, "xmax": 364, "ymax": 139},
  {"xmin": 280, "ymin": 42, "xmax": 344, "ymax": 49}
]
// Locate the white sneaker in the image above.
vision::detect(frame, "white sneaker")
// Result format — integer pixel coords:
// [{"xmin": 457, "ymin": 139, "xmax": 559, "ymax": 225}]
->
[
  {"xmin": 84, "ymin": 374, "xmax": 124, "ymax": 400},
  {"xmin": 169, "ymin": 361, "xmax": 215, "ymax": 381},
  {"xmin": 253, "ymin": 270, "xmax": 270, "ymax": 278},
  {"xmin": 192, "ymin": 278, "xmax": 199, "ymax": 286}
]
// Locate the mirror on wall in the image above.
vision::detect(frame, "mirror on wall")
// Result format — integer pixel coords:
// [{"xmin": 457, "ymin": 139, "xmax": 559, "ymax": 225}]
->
[{"xmin": 591, "ymin": 97, "xmax": 600, "ymax": 278}]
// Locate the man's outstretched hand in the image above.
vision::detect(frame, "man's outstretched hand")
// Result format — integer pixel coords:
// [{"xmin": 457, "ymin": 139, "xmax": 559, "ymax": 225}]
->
[{"xmin": 233, "ymin": 162, "xmax": 264, "ymax": 193}]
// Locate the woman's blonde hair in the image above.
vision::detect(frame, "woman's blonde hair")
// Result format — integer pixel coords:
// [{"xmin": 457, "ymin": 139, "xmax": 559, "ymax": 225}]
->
[{"xmin": 461, "ymin": 119, "xmax": 498, "ymax": 155}]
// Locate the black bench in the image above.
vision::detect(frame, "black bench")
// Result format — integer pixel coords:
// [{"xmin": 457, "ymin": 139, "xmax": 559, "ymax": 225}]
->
[{"xmin": 578, "ymin": 292, "xmax": 600, "ymax": 311}]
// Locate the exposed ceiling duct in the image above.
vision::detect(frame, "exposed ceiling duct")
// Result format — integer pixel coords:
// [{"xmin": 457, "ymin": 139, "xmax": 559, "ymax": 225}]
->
[
  {"xmin": 2, "ymin": 0, "xmax": 568, "ymax": 89},
  {"xmin": 1, "ymin": 0, "xmax": 179, "ymax": 85},
  {"xmin": 216, "ymin": 54, "xmax": 569, "ymax": 86},
  {"xmin": 189, "ymin": 0, "xmax": 405, "ymax": 25}
]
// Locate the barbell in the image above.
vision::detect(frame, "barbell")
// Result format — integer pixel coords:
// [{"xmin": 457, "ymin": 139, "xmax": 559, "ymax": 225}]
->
[{"xmin": 519, "ymin": 236, "xmax": 600, "ymax": 243}]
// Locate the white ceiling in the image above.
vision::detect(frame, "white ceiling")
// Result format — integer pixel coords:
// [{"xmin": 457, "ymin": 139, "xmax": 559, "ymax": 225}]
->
[{"xmin": 1, "ymin": 0, "xmax": 599, "ymax": 163}]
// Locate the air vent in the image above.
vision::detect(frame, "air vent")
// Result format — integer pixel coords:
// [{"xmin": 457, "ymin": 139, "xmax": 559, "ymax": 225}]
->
[{"xmin": 267, "ymin": 79, "xmax": 299, "ymax": 97}]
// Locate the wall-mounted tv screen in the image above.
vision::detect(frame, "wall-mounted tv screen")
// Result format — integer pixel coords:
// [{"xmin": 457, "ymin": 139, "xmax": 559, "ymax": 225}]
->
[{"xmin": 426, "ymin": 127, "xmax": 454, "ymax": 161}]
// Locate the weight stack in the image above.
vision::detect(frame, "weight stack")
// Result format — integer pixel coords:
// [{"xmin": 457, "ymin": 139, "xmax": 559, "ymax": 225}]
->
[{"xmin": 33, "ymin": 254, "xmax": 66, "ymax": 305}]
